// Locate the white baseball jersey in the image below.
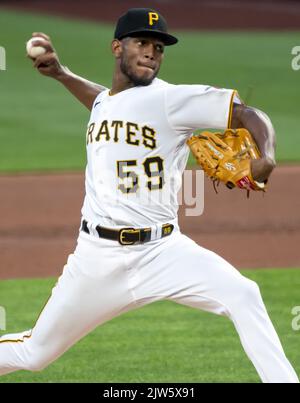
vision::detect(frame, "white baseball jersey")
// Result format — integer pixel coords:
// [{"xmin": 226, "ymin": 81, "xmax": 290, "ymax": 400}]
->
[{"xmin": 82, "ymin": 78, "xmax": 237, "ymax": 228}]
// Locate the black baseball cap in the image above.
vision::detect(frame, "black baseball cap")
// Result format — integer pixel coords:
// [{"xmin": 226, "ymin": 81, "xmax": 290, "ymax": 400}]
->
[{"xmin": 114, "ymin": 8, "xmax": 178, "ymax": 46}]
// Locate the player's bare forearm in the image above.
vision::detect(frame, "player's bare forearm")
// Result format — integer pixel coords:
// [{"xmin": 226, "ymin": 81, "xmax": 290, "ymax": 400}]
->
[
  {"xmin": 231, "ymin": 103, "xmax": 276, "ymax": 182},
  {"xmin": 55, "ymin": 67, "xmax": 106, "ymax": 110},
  {"xmin": 28, "ymin": 32, "xmax": 105, "ymax": 110}
]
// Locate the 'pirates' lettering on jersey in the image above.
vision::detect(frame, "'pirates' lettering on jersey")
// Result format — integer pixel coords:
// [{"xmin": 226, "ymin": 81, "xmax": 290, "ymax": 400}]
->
[
  {"xmin": 86, "ymin": 120, "xmax": 157, "ymax": 150},
  {"xmin": 82, "ymin": 79, "xmax": 236, "ymax": 227}
]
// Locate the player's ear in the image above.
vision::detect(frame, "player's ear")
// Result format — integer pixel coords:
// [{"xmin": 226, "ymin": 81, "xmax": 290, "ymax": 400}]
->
[{"xmin": 111, "ymin": 39, "xmax": 122, "ymax": 58}]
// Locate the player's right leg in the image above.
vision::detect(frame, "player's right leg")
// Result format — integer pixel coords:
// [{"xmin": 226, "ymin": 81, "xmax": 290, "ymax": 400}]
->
[
  {"xmin": 132, "ymin": 231, "xmax": 299, "ymax": 383},
  {"xmin": 0, "ymin": 231, "xmax": 137, "ymax": 376}
]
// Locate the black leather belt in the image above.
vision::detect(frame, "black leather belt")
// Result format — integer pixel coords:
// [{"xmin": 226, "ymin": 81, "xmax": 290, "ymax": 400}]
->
[{"xmin": 81, "ymin": 220, "xmax": 174, "ymax": 245}]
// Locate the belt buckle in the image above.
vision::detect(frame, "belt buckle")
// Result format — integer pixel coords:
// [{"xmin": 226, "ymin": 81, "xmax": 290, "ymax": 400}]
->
[{"xmin": 119, "ymin": 228, "xmax": 140, "ymax": 245}]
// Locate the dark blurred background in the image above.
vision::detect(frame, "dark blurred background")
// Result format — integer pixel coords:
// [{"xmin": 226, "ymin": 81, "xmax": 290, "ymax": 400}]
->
[{"xmin": 1, "ymin": 0, "xmax": 300, "ymax": 30}]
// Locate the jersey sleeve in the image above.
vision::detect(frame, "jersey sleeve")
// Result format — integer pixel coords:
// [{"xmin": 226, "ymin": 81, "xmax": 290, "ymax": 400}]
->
[{"xmin": 164, "ymin": 84, "xmax": 240, "ymax": 133}]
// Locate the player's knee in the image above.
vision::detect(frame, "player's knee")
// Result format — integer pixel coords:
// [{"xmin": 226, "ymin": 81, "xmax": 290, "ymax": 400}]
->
[
  {"xmin": 236, "ymin": 278, "xmax": 262, "ymax": 306},
  {"xmin": 225, "ymin": 277, "xmax": 262, "ymax": 313}
]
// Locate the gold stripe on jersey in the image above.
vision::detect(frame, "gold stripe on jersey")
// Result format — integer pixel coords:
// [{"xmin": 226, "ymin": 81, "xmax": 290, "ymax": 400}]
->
[
  {"xmin": 227, "ymin": 90, "xmax": 237, "ymax": 129},
  {"xmin": 0, "ymin": 332, "xmax": 32, "ymax": 344}
]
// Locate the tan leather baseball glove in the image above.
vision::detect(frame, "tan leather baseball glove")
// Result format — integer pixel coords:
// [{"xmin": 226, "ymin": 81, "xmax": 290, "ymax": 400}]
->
[{"xmin": 187, "ymin": 128, "xmax": 266, "ymax": 193}]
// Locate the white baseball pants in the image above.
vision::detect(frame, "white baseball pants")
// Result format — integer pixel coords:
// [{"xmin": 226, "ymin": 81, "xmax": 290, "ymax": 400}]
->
[{"xmin": 0, "ymin": 229, "xmax": 298, "ymax": 383}]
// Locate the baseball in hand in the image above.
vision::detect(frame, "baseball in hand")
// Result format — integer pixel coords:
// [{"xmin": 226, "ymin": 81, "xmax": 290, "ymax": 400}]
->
[{"xmin": 26, "ymin": 37, "xmax": 47, "ymax": 58}]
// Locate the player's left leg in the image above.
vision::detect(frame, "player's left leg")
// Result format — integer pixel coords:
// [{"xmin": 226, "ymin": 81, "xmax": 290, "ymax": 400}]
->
[
  {"xmin": 0, "ymin": 231, "xmax": 139, "ymax": 376},
  {"xmin": 133, "ymin": 231, "xmax": 299, "ymax": 383}
]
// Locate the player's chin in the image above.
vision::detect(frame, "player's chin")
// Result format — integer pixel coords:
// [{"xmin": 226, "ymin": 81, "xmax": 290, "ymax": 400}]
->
[{"xmin": 132, "ymin": 69, "xmax": 157, "ymax": 86}]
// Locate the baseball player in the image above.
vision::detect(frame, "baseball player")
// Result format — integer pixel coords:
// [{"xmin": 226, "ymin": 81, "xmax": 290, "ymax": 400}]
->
[{"xmin": 0, "ymin": 8, "xmax": 298, "ymax": 383}]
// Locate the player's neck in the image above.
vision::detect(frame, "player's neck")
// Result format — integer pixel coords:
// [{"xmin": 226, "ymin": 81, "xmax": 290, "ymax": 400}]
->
[{"xmin": 110, "ymin": 70, "xmax": 136, "ymax": 96}]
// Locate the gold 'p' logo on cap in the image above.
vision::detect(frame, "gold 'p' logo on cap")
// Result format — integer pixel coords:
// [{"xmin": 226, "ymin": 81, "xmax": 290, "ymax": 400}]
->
[{"xmin": 148, "ymin": 12, "xmax": 159, "ymax": 26}]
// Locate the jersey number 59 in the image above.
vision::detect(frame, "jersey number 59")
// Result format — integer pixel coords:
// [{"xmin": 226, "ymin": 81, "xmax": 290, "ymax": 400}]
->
[{"xmin": 117, "ymin": 156, "xmax": 165, "ymax": 193}]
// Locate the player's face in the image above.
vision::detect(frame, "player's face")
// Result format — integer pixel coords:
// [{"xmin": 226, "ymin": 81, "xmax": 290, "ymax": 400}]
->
[{"xmin": 119, "ymin": 36, "xmax": 164, "ymax": 86}]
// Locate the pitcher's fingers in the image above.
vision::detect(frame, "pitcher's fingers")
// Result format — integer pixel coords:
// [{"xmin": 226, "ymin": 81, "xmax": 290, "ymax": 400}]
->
[
  {"xmin": 26, "ymin": 53, "xmax": 36, "ymax": 62},
  {"xmin": 33, "ymin": 52, "xmax": 56, "ymax": 68}
]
